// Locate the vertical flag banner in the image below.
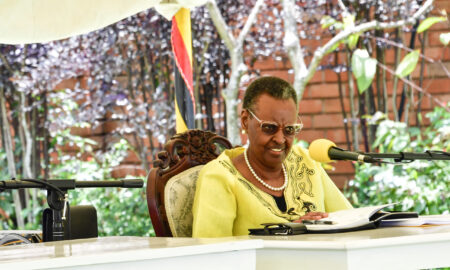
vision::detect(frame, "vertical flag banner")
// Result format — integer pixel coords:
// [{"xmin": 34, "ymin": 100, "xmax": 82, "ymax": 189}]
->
[{"xmin": 172, "ymin": 8, "xmax": 195, "ymax": 132}]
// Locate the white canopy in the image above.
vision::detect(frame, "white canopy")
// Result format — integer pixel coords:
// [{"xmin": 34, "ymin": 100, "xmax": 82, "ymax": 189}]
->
[{"xmin": 0, "ymin": 0, "xmax": 207, "ymax": 44}]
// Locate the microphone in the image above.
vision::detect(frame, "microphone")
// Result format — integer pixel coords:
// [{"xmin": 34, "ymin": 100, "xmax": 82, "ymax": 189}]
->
[{"xmin": 309, "ymin": 139, "xmax": 376, "ymax": 163}]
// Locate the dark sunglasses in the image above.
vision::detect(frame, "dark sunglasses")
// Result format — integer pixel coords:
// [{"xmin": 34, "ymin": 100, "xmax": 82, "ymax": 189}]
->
[{"xmin": 247, "ymin": 109, "xmax": 303, "ymax": 136}]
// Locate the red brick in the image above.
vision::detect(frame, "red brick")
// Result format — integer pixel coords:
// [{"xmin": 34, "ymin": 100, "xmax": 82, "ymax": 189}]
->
[
  {"xmin": 104, "ymin": 120, "xmax": 122, "ymax": 133},
  {"xmin": 424, "ymin": 47, "xmax": 450, "ymax": 61},
  {"xmin": 122, "ymin": 150, "xmax": 141, "ymax": 163},
  {"xmin": 302, "ymin": 38, "xmax": 322, "ymax": 49},
  {"xmin": 313, "ymin": 114, "xmax": 344, "ymax": 128},
  {"xmin": 299, "ymin": 115, "xmax": 313, "ymax": 129},
  {"xmin": 435, "ymin": 0, "xmax": 450, "ymax": 10},
  {"xmin": 299, "ymin": 99, "xmax": 323, "ymax": 114},
  {"xmin": 111, "ymin": 164, "xmax": 146, "ymax": 178},
  {"xmin": 428, "ymin": 31, "xmax": 446, "ymax": 47},
  {"xmin": 427, "ymin": 61, "xmax": 450, "ymax": 78},
  {"xmin": 410, "ymin": 64, "xmax": 429, "ymax": 79},
  {"xmin": 308, "ymin": 71, "xmax": 323, "ymax": 83},
  {"xmin": 325, "ymin": 128, "xmax": 352, "ymax": 145},
  {"xmin": 385, "ymin": 49, "xmax": 397, "ymax": 65},
  {"xmin": 327, "ymin": 174, "xmax": 354, "ymax": 190},
  {"xmin": 437, "ymin": 93, "xmax": 450, "ymax": 105},
  {"xmin": 323, "ymin": 69, "xmax": 349, "ymax": 83},
  {"xmin": 49, "ymin": 151, "xmax": 59, "ymax": 164},
  {"xmin": 417, "ymin": 94, "xmax": 434, "ymax": 110},
  {"xmin": 333, "ymin": 51, "xmax": 348, "ymax": 65},
  {"xmin": 253, "ymin": 57, "xmax": 291, "ymax": 70},
  {"xmin": 260, "ymin": 70, "xmax": 293, "ymax": 83},
  {"xmin": 323, "ymin": 98, "xmax": 350, "ymax": 113},
  {"xmin": 422, "ymin": 78, "xmax": 450, "ymax": 94},
  {"xmin": 58, "ymin": 135, "xmax": 104, "ymax": 152},
  {"xmin": 403, "ymin": 32, "xmax": 412, "ymax": 45},
  {"xmin": 330, "ymin": 160, "xmax": 356, "ymax": 175},
  {"xmin": 420, "ymin": 93, "xmax": 449, "ymax": 109},
  {"xmin": 298, "ymin": 130, "xmax": 326, "ymax": 143},
  {"xmin": 307, "ymin": 83, "xmax": 340, "ymax": 98},
  {"xmin": 54, "ymin": 77, "xmax": 78, "ymax": 90},
  {"xmin": 70, "ymin": 123, "xmax": 104, "ymax": 136}
]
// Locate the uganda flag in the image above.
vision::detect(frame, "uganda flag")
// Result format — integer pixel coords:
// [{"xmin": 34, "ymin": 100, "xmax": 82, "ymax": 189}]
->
[{"xmin": 171, "ymin": 8, "xmax": 195, "ymax": 132}]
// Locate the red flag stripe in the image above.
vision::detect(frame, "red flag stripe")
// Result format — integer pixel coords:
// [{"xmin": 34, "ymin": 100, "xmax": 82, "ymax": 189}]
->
[{"xmin": 171, "ymin": 18, "xmax": 195, "ymax": 113}]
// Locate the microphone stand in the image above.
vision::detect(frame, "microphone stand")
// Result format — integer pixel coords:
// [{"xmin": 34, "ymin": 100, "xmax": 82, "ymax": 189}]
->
[
  {"xmin": 364, "ymin": 150, "xmax": 450, "ymax": 163},
  {"xmin": 0, "ymin": 179, "xmax": 143, "ymax": 242}
]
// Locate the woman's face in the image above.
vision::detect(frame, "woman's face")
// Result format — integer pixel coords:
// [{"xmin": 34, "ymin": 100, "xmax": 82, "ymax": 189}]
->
[{"xmin": 242, "ymin": 93, "xmax": 298, "ymax": 169}]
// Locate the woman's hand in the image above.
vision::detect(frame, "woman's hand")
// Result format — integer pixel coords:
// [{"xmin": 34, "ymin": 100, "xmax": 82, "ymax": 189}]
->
[{"xmin": 293, "ymin": 212, "xmax": 329, "ymax": 223}]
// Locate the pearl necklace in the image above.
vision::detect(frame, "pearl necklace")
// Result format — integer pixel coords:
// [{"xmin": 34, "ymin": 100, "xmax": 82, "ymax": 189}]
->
[{"xmin": 244, "ymin": 148, "xmax": 288, "ymax": 191}]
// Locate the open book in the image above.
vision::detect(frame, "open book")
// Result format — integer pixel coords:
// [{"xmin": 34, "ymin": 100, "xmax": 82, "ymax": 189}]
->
[
  {"xmin": 380, "ymin": 215, "xmax": 450, "ymax": 227},
  {"xmin": 305, "ymin": 203, "xmax": 418, "ymax": 233}
]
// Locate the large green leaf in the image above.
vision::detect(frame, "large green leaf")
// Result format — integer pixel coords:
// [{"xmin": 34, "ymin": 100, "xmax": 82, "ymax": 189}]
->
[
  {"xmin": 351, "ymin": 49, "xmax": 377, "ymax": 93},
  {"xmin": 440, "ymin": 32, "xmax": 450, "ymax": 46},
  {"xmin": 395, "ymin": 50, "xmax": 420, "ymax": 78},
  {"xmin": 417, "ymin": 17, "xmax": 447, "ymax": 33}
]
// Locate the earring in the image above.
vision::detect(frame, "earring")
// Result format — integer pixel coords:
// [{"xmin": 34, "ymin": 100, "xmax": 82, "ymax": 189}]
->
[{"xmin": 241, "ymin": 129, "xmax": 246, "ymax": 134}]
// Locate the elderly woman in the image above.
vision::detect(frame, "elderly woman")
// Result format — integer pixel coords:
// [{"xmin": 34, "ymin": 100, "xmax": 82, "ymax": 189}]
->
[{"xmin": 192, "ymin": 76, "xmax": 352, "ymax": 237}]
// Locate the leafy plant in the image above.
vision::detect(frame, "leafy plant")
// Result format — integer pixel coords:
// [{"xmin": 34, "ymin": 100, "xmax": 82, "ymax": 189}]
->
[{"xmin": 345, "ymin": 106, "xmax": 450, "ymax": 214}]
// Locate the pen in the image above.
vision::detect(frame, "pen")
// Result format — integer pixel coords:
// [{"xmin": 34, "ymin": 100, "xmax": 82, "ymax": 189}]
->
[{"xmin": 302, "ymin": 220, "xmax": 336, "ymax": 225}]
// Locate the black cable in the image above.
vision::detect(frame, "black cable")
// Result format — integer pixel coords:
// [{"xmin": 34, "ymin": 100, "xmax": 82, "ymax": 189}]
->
[{"xmin": 20, "ymin": 179, "xmax": 66, "ymax": 196}]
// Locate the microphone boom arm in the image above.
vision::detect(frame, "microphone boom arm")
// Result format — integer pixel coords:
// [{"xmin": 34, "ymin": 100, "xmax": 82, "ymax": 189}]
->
[
  {"xmin": 0, "ymin": 178, "xmax": 144, "ymax": 242},
  {"xmin": 366, "ymin": 150, "xmax": 450, "ymax": 162}
]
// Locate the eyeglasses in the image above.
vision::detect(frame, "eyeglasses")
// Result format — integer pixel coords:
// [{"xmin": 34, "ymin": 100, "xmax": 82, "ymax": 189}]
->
[{"xmin": 247, "ymin": 109, "xmax": 303, "ymax": 136}]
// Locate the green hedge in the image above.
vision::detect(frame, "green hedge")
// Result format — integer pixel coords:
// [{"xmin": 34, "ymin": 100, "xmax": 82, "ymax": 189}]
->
[{"xmin": 345, "ymin": 106, "xmax": 450, "ymax": 214}]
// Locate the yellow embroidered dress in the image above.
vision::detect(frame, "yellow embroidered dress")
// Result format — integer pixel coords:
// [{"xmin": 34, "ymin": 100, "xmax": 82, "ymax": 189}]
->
[{"xmin": 192, "ymin": 145, "xmax": 352, "ymax": 237}]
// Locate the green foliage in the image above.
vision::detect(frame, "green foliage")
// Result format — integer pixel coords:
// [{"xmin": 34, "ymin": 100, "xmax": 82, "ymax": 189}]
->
[
  {"xmin": 351, "ymin": 49, "xmax": 377, "ymax": 93},
  {"xmin": 0, "ymin": 188, "xmax": 15, "ymax": 230},
  {"xmin": 69, "ymin": 181, "xmax": 153, "ymax": 237},
  {"xmin": 320, "ymin": 16, "xmax": 338, "ymax": 29},
  {"xmin": 343, "ymin": 14, "xmax": 360, "ymax": 49},
  {"xmin": 50, "ymin": 138, "xmax": 153, "ymax": 236},
  {"xmin": 395, "ymin": 49, "xmax": 420, "ymax": 78},
  {"xmin": 345, "ymin": 106, "xmax": 450, "ymax": 214},
  {"xmin": 417, "ymin": 16, "xmax": 447, "ymax": 33}
]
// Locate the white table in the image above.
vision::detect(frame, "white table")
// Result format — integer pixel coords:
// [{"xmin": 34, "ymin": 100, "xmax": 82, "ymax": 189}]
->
[
  {"xmin": 0, "ymin": 236, "xmax": 262, "ymax": 269},
  {"xmin": 251, "ymin": 225, "xmax": 450, "ymax": 270},
  {"xmin": 1, "ymin": 225, "xmax": 449, "ymax": 270}
]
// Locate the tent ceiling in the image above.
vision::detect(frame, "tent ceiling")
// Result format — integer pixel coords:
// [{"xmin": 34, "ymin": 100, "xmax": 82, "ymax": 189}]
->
[{"xmin": 0, "ymin": 0, "xmax": 207, "ymax": 44}]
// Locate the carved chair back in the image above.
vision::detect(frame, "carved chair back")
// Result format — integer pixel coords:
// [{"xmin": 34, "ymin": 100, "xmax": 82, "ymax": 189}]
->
[{"xmin": 146, "ymin": 130, "xmax": 232, "ymax": 237}]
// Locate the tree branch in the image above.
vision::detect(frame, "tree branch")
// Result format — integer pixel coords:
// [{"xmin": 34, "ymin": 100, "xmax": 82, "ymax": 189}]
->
[
  {"xmin": 0, "ymin": 52, "xmax": 15, "ymax": 74},
  {"xmin": 337, "ymin": 0, "xmax": 350, "ymax": 16},
  {"xmin": 282, "ymin": 0, "xmax": 308, "ymax": 99},
  {"xmin": 206, "ymin": 0, "xmax": 236, "ymax": 50},
  {"xmin": 236, "ymin": 0, "xmax": 265, "ymax": 46},
  {"xmin": 300, "ymin": 0, "xmax": 434, "ymax": 92},
  {"xmin": 377, "ymin": 61, "xmax": 448, "ymax": 110}
]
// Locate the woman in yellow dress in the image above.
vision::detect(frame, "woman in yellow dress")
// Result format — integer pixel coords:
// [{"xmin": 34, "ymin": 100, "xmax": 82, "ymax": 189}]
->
[{"xmin": 192, "ymin": 76, "xmax": 352, "ymax": 237}]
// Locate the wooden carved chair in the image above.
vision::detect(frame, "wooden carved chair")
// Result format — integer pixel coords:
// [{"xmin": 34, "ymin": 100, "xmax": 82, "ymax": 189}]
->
[{"xmin": 146, "ymin": 130, "xmax": 232, "ymax": 237}]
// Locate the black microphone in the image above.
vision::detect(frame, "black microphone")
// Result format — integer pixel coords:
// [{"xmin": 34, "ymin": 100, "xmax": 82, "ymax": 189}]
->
[{"xmin": 309, "ymin": 139, "xmax": 377, "ymax": 163}]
